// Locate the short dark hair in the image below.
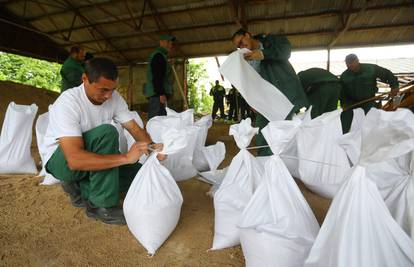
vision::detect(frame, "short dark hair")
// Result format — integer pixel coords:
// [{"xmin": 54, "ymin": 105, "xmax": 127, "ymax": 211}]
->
[
  {"xmin": 85, "ymin": 57, "xmax": 118, "ymax": 83},
  {"xmin": 215, "ymin": 80, "xmax": 219, "ymax": 84},
  {"xmin": 70, "ymin": 45, "xmax": 82, "ymax": 54},
  {"xmin": 345, "ymin": 53, "xmax": 358, "ymax": 63},
  {"xmin": 231, "ymin": 28, "xmax": 249, "ymax": 40}
]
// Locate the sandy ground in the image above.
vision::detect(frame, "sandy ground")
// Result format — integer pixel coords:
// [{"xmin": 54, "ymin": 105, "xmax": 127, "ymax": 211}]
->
[{"xmin": 0, "ymin": 81, "xmax": 331, "ymax": 266}]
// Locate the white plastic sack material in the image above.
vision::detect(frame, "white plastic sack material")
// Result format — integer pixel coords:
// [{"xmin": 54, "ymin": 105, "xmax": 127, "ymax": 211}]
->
[
  {"xmin": 112, "ymin": 120, "xmax": 128, "ymax": 154},
  {"xmin": 0, "ymin": 102, "xmax": 38, "ymax": 174},
  {"xmin": 193, "ymin": 115, "xmax": 214, "ymax": 171},
  {"xmin": 281, "ymin": 107, "xmax": 312, "ymax": 178},
  {"xmin": 123, "ymin": 128, "xmax": 187, "ymax": 255},
  {"xmin": 305, "ymin": 108, "xmax": 414, "ymax": 267},
  {"xmin": 161, "ymin": 125, "xmax": 199, "ymax": 181},
  {"xmin": 146, "ymin": 116, "xmax": 182, "ymax": 143},
  {"xmin": 297, "ymin": 109, "xmax": 350, "ymax": 198},
  {"xmin": 239, "ymin": 120, "xmax": 320, "ymax": 267},
  {"xmin": 197, "ymin": 142, "xmax": 226, "ymax": 184},
  {"xmin": 166, "ymin": 107, "xmax": 194, "ymax": 127},
  {"xmin": 219, "ymin": 49, "xmax": 294, "ymax": 121},
  {"xmin": 384, "ymin": 152, "xmax": 414, "ymax": 239},
  {"xmin": 35, "ymin": 112, "xmax": 60, "ymax": 185},
  {"xmin": 212, "ymin": 118, "xmax": 263, "ymax": 250}
]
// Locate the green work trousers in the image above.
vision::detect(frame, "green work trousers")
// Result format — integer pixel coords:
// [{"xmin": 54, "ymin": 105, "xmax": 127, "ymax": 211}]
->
[
  {"xmin": 46, "ymin": 124, "xmax": 141, "ymax": 208},
  {"xmin": 308, "ymin": 83, "xmax": 341, "ymax": 119}
]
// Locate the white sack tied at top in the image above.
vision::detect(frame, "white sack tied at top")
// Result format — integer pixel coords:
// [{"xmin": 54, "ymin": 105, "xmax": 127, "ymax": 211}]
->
[
  {"xmin": 296, "ymin": 109, "xmax": 351, "ymax": 198},
  {"xmin": 197, "ymin": 142, "xmax": 227, "ymax": 185},
  {"xmin": 193, "ymin": 115, "xmax": 214, "ymax": 172},
  {"xmin": 211, "ymin": 118, "xmax": 263, "ymax": 250},
  {"xmin": 0, "ymin": 102, "xmax": 38, "ymax": 174},
  {"xmin": 219, "ymin": 48, "xmax": 294, "ymax": 121},
  {"xmin": 166, "ymin": 107, "xmax": 194, "ymax": 127},
  {"xmin": 305, "ymin": 108, "xmax": 414, "ymax": 267},
  {"xmin": 239, "ymin": 120, "xmax": 320, "ymax": 267},
  {"xmin": 123, "ymin": 128, "xmax": 187, "ymax": 255},
  {"xmin": 35, "ymin": 111, "xmax": 60, "ymax": 185}
]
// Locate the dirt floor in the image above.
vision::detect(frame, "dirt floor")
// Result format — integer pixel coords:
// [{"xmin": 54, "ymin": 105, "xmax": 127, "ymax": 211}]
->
[{"xmin": 0, "ymin": 81, "xmax": 331, "ymax": 267}]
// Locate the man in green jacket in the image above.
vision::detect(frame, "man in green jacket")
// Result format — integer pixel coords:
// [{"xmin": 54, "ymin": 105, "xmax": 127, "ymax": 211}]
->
[
  {"xmin": 210, "ymin": 80, "xmax": 226, "ymax": 120},
  {"xmin": 60, "ymin": 45, "xmax": 85, "ymax": 93},
  {"xmin": 298, "ymin": 68, "xmax": 341, "ymax": 119},
  {"xmin": 340, "ymin": 54, "xmax": 399, "ymax": 133},
  {"xmin": 144, "ymin": 35, "xmax": 175, "ymax": 120},
  {"xmin": 232, "ymin": 28, "xmax": 309, "ymax": 156}
]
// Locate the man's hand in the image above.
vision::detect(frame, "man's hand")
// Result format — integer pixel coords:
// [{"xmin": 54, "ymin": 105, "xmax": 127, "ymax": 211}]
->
[
  {"xmin": 244, "ymin": 49, "xmax": 264, "ymax": 61},
  {"xmin": 160, "ymin": 95, "xmax": 167, "ymax": 105},
  {"xmin": 390, "ymin": 88, "xmax": 399, "ymax": 97},
  {"xmin": 126, "ymin": 141, "xmax": 148, "ymax": 164},
  {"xmin": 151, "ymin": 143, "xmax": 167, "ymax": 161}
]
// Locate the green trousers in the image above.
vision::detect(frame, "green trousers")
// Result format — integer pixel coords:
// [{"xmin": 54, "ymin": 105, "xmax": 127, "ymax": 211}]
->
[
  {"xmin": 46, "ymin": 124, "xmax": 141, "ymax": 208},
  {"xmin": 308, "ymin": 83, "xmax": 341, "ymax": 119}
]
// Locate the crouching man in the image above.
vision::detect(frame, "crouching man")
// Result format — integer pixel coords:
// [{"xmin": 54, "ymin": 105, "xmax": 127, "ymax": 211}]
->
[{"xmin": 44, "ymin": 57, "xmax": 160, "ymax": 225}]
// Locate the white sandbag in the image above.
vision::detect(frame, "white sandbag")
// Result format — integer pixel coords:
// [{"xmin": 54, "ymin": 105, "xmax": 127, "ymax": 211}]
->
[
  {"xmin": 193, "ymin": 115, "xmax": 214, "ymax": 172},
  {"xmin": 161, "ymin": 125, "xmax": 199, "ymax": 181},
  {"xmin": 297, "ymin": 109, "xmax": 350, "ymax": 198},
  {"xmin": 239, "ymin": 120, "xmax": 320, "ymax": 267},
  {"xmin": 219, "ymin": 49, "xmax": 294, "ymax": 121},
  {"xmin": 197, "ymin": 142, "xmax": 226, "ymax": 184},
  {"xmin": 123, "ymin": 129, "xmax": 186, "ymax": 255},
  {"xmin": 146, "ymin": 116, "xmax": 182, "ymax": 143},
  {"xmin": 35, "ymin": 111, "xmax": 60, "ymax": 185},
  {"xmin": 212, "ymin": 118, "xmax": 263, "ymax": 250},
  {"xmin": 166, "ymin": 107, "xmax": 194, "ymax": 127},
  {"xmin": 305, "ymin": 108, "xmax": 414, "ymax": 267},
  {"xmin": 0, "ymin": 102, "xmax": 38, "ymax": 174},
  {"xmin": 384, "ymin": 152, "xmax": 414, "ymax": 239}
]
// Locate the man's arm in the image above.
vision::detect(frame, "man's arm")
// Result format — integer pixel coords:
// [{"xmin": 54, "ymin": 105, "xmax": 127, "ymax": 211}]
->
[
  {"xmin": 122, "ymin": 119, "xmax": 151, "ymax": 143},
  {"xmin": 261, "ymin": 35, "xmax": 292, "ymax": 61},
  {"xmin": 375, "ymin": 65, "xmax": 399, "ymax": 94},
  {"xmin": 59, "ymin": 136, "xmax": 146, "ymax": 171}
]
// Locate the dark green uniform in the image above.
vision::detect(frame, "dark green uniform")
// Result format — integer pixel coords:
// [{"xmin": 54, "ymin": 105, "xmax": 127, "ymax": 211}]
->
[
  {"xmin": 340, "ymin": 63, "xmax": 399, "ymax": 133},
  {"xmin": 60, "ymin": 57, "xmax": 85, "ymax": 93},
  {"xmin": 254, "ymin": 34, "xmax": 309, "ymax": 156},
  {"xmin": 210, "ymin": 84, "xmax": 226, "ymax": 119},
  {"xmin": 298, "ymin": 68, "xmax": 341, "ymax": 119}
]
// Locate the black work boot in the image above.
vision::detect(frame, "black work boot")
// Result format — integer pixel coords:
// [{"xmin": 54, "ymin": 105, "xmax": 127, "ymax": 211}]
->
[
  {"xmin": 61, "ymin": 182, "xmax": 86, "ymax": 208},
  {"xmin": 85, "ymin": 201, "xmax": 126, "ymax": 225}
]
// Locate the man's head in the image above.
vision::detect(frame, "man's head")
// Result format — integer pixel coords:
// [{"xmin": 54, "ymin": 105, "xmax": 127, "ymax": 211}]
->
[
  {"xmin": 232, "ymin": 28, "xmax": 257, "ymax": 50},
  {"xmin": 215, "ymin": 80, "xmax": 219, "ymax": 85},
  {"xmin": 159, "ymin": 34, "xmax": 176, "ymax": 53},
  {"xmin": 70, "ymin": 45, "xmax": 85, "ymax": 61},
  {"xmin": 345, "ymin": 53, "xmax": 360, "ymax": 73},
  {"xmin": 82, "ymin": 57, "xmax": 118, "ymax": 105}
]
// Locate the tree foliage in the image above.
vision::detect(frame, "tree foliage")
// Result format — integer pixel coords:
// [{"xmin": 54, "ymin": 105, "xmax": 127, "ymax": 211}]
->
[
  {"xmin": 186, "ymin": 59, "xmax": 213, "ymax": 114},
  {"xmin": 0, "ymin": 52, "xmax": 62, "ymax": 92}
]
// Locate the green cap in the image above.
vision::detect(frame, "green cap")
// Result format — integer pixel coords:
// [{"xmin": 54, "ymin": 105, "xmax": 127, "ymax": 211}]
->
[{"xmin": 160, "ymin": 34, "xmax": 176, "ymax": 41}]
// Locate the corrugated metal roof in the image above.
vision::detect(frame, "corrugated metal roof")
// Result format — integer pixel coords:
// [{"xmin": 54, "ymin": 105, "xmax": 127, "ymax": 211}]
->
[{"xmin": 0, "ymin": 0, "xmax": 413, "ymax": 64}]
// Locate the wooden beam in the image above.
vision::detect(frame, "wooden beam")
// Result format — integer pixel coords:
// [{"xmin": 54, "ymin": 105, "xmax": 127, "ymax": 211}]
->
[{"xmin": 66, "ymin": 13, "xmax": 77, "ymax": 41}]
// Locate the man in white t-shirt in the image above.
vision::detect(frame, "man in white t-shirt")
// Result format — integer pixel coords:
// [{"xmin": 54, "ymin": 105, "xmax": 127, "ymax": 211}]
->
[{"xmin": 44, "ymin": 57, "xmax": 159, "ymax": 225}]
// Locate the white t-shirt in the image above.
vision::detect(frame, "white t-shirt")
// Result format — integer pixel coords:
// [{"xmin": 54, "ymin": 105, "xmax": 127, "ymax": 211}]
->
[{"xmin": 43, "ymin": 84, "xmax": 133, "ymax": 165}]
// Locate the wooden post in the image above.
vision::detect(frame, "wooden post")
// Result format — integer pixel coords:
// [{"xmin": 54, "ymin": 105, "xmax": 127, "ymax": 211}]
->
[
  {"xmin": 128, "ymin": 65, "xmax": 133, "ymax": 109},
  {"xmin": 171, "ymin": 63, "xmax": 188, "ymax": 109},
  {"xmin": 327, "ymin": 48, "xmax": 331, "ymax": 71}
]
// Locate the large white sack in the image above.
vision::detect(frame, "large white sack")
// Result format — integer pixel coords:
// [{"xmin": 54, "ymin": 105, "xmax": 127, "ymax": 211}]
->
[
  {"xmin": 146, "ymin": 116, "xmax": 182, "ymax": 143},
  {"xmin": 384, "ymin": 152, "xmax": 414, "ymax": 239},
  {"xmin": 281, "ymin": 107, "xmax": 312, "ymax": 178},
  {"xmin": 35, "ymin": 111, "xmax": 60, "ymax": 185},
  {"xmin": 0, "ymin": 102, "xmax": 38, "ymax": 174},
  {"xmin": 239, "ymin": 120, "xmax": 320, "ymax": 267},
  {"xmin": 123, "ymin": 129, "xmax": 186, "ymax": 255},
  {"xmin": 166, "ymin": 107, "xmax": 194, "ymax": 127},
  {"xmin": 198, "ymin": 142, "xmax": 226, "ymax": 185},
  {"xmin": 305, "ymin": 108, "xmax": 414, "ymax": 267},
  {"xmin": 297, "ymin": 109, "xmax": 350, "ymax": 198},
  {"xmin": 193, "ymin": 115, "xmax": 214, "ymax": 172},
  {"xmin": 212, "ymin": 118, "xmax": 263, "ymax": 250},
  {"xmin": 219, "ymin": 49, "xmax": 294, "ymax": 121}
]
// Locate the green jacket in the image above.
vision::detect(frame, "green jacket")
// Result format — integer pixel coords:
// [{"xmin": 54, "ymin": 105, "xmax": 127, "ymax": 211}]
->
[
  {"xmin": 210, "ymin": 85, "xmax": 226, "ymax": 102},
  {"xmin": 340, "ymin": 63, "xmax": 399, "ymax": 108},
  {"xmin": 256, "ymin": 34, "xmax": 309, "ymax": 113},
  {"xmin": 60, "ymin": 57, "xmax": 85, "ymax": 93},
  {"xmin": 298, "ymin": 68, "xmax": 340, "ymax": 93},
  {"xmin": 144, "ymin": 46, "xmax": 173, "ymax": 98}
]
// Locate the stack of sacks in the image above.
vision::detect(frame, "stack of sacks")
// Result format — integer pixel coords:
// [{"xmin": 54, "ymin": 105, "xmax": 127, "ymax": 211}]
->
[
  {"xmin": 0, "ymin": 102, "xmax": 38, "ymax": 174},
  {"xmin": 147, "ymin": 111, "xmax": 199, "ymax": 181},
  {"xmin": 211, "ymin": 118, "xmax": 263, "ymax": 250},
  {"xmin": 339, "ymin": 109, "xmax": 414, "ymax": 238},
  {"xmin": 296, "ymin": 109, "xmax": 351, "ymax": 198},
  {"xmin": 305, "ymin": 108, "xmax": 414, "ymax": 267},
  {"xmin": 35, "ymin": 111, "xmax": 60, "ymax": 185},
  {"xmin": 197, "ymin": 142, "xmax": 226, "ymax": 185},
  {"xmin": 239, "ymin": 120, "xmax": 320, "ymax": 267},
  {"xmin": 193, "ymin": 115, "xmax": 214, "ymax": 172},
  {"xmin": 123, "ymin": 128, "xmax": 187, "ymax": 255}
]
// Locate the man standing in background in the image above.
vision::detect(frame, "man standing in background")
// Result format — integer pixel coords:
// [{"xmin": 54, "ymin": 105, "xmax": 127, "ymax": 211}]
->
[
  {"xmin": 60, "ymin": 45, "xmax": 85, "ymax": 93},
  {"xmin": 210, "ymin": 80, "xmax": 226, "ymax": 120},
  {"xmin": 231, "ymin": 28, "xmax": 309, "ymax": 156},
  {"xmin": 340, "ymin": 53, "xmax": 399, "ymax": 133},
  {"xmin": 144, "ymin": 35, "xmax": 176, "ymax": 120}
]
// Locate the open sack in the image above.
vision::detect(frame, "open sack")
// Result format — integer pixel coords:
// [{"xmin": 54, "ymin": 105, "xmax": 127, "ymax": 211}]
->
[
  {"xmin": 305, "ymin": 108, "xmax": 414, "ymax": 267},
  {"xmin": 0, "ymin": 102, "xmax": 38, "ymax": 174},
  {"xmin": 239, "ymin": 120, "xmax": 320, "ymax": 267},
  {"xmin": 123, "ymin": 128, "xmax": 187, "ymax": 255}
]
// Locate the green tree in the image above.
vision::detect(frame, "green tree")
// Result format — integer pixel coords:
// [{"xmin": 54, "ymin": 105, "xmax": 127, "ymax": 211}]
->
[
  {"xmin": 186, "ymin": 59, "xmax": 210, "ymax": 114},
  {"xmin": 0, "ymin": 51, "xmax": 62, "ymax": 92}
]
